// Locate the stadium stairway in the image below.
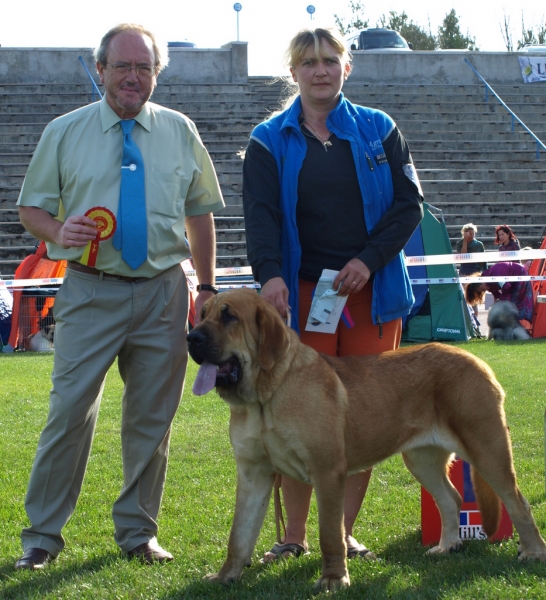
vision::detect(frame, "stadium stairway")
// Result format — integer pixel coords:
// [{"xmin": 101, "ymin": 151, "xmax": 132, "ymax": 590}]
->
[{"xmin": 1, "ymin": 77, "xmax": 545, "ymax": 277}]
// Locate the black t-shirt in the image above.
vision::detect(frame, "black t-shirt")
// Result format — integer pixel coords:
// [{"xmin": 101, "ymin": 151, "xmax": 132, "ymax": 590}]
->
[{"xmin": 297, "ymin": 132, "xmax": 367, "ymax": 280}]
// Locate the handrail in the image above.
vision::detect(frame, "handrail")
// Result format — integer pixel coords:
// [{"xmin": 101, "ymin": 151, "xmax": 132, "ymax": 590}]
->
[
  {"xmin": 78, "ymin": 56, "xmax": 102, "ymax": 101},
  {"xmin": 464, "ymin": 58, "xmax": 546, "ymax": 159}
]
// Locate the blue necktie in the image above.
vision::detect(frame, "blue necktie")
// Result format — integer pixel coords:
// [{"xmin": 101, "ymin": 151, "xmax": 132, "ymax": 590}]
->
[{"xmin": 112, "ymin": 119, "xmax": 147, "ymax": 270}]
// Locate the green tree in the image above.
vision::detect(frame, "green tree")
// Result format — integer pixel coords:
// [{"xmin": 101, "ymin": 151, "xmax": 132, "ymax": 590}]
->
[
  {"xmin": 379, "ymin": 11, "xmax": 436, "ymax": 50},
  {"xmin": 517, "ymin": 17, "xmax": 546, "ymax": 48},
  {"xmin": 334, "ymin": 1, "xmax": 369, "ymax": 37},
  {"xmin": 438, "ymin": 9, "xmax": 478, "ymax": 50}
]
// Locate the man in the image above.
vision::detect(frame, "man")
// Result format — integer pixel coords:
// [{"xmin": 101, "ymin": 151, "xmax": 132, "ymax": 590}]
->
[{"xmin": 14, "ymin": 23, "xmax": 224, "ymax": 570}]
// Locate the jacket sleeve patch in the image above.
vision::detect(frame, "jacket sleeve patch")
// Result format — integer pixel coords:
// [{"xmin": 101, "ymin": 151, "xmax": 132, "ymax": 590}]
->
[{"xmin": 402, "ymin": 163, "xmax": 423, "ymax": 196}]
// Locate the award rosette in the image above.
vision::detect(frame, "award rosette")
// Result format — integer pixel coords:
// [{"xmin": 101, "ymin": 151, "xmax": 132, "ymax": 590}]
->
[{"xmin": 79, "ymin": 207, "xmax": 117, "ymax": 267}]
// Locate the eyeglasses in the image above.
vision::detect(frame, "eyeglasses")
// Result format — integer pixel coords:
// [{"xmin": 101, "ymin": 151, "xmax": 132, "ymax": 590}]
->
[{"xmin": 108, "ymin": 63, "xmax": 157, "ymax": 77}]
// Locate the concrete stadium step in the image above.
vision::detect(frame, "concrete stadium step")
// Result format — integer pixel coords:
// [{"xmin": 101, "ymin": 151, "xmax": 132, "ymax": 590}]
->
[
  {"xmin": 0, "ymin": 152, "xmax": 34, "ymax": 162},
  {"xmin": 428, "ymin": 190, "xmax": 546, "ymax": 203},
  {"xmin": 433, "ymin": 208, "xmax": 546, "ymax": 221},
  {"xmin": 0, "ymin": 220, "xmax": 25, "ymax": 234},
  {"xmin": 0, "ymin": 101, "xmax": 269, "ymax": 114},
  {"xmin": 411, "ymin": 146, "xmax": 536, "ymax": 161},
  {"xmin": 0, "ymin": 83, "xmax": 100, "ymax": 94},
  {"xmin": 414, "ymin": 161, "xmax": 539, "ymax": 171},
  {"xmin": 216, "ymin": 204, "xmax": 244, "ymax": 216},
  {"xmin": 377, "ymin": 109, "xmax": 546, "ymax": 122},
  {"xmin": 422, "ymin": 179, "xmax": 546, "ymax": 192},
  {"xmin": 441, "ymin": 212, "xmax": 546, "ymax": 225},
  {"xmin": 410, "ymin": 140, "xmax": 541, "ymax": 151},
  {"xmin": 396, "ymin": 120, "xmax": 546, "ymax": 134},
  {"xmin": 0, "ymin": 208, "xmax": 20, "ymax": 220},
  {"xmin": 216, "ymin": 228, "xmax": 246, "ymax": 242},
  {"xmin": 1, "ymin": 91, "xmax": 257, "ymax": 105},
  {"xmin": 155, "ymin": 83, "xmax": 253, "ymax": 94},
  {"xmin": 0, "ymin": 187, "xmax": 20, "ymax": 202},
  {"xmin": 214, "ymin": 214, "xmax": 245, "ymax": 226},
  {"xmin": 418, "ymin": 168, "xmax": 543, "ymax": 182},
  {"xmin": 1, "ymin": 231, "xmax": 36, "ymax": 247},
  {"xmin": 0, "ymin": 123, "xmax": 52, "ymax": 134},
  {"xmin": 405, "ymin": 130, "xmax": 546, "ymax": 142},
  {"xmin": 0, "ymin": 113, "xmax": 64, "ymax": 124}
]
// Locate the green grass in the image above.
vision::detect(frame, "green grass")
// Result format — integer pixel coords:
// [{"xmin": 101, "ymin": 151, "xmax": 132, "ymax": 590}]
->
[{"xmin": 2, "ymin": 339, "xmax": 546, "ymax": 599}]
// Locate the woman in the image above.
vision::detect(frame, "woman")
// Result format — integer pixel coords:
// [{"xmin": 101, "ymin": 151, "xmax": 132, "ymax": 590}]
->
[
  {"xmin": 455, "ymin": 223, "xmax": 486, "ymax": 276},
  {"xmin": 495, "ymin": 225, "xmax": 520, "ymax": 252},
  {"xmin": 465, "ymin": 262, "xmax": 533, "ymax": 322},
  {"xmin": 242, "ymin": 28, "xmax": 423, "ymax": 562}
]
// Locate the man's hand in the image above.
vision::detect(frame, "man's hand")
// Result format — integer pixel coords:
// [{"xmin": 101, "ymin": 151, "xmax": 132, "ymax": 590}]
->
[
  {"xmin": 260, "ymin": 277, "xmax": 290, "ymax": 319},
  {"xmin": 18, "ymin": 206, "xmax": 97, "ymax": 248},
  {"xmin": 55, "ymin": 216, "xmax": 98, "ymax": 248},
  {"xmin": 193, "ymin": 291, "xmax": 215, "ymax": 325},
  {"xmin": 334, "ymin": 258, "xmax": 371, "ymax": 297}
]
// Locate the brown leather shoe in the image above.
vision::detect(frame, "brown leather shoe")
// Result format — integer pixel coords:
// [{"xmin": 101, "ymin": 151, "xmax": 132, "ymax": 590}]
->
[
  {"xmin": 14, "ymin": 548, "xmax": 55, "ymax": 570},
  {"xmin": 127, "ymin": 541, "xmax": 173, "ymax": 564}
]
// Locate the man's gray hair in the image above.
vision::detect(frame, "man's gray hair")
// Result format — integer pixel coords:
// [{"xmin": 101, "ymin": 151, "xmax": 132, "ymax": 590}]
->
[{"xmin": 94, "ymin": 23, "xmax": 169, "ymax": 73}]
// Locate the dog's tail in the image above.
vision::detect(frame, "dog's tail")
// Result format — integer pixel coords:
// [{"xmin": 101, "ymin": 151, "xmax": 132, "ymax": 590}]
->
[{"xmin": 471, "ymin": 466, "xmax": 501, "ymax": 538}]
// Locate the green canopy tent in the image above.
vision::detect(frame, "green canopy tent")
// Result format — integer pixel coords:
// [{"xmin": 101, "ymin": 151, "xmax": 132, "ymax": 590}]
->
[{"xmin": 402, "ymin": 204, "xmax": 475, "ymax": 342}]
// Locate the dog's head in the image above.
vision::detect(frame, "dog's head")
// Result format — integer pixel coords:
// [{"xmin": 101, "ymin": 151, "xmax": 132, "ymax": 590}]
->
[{"xmin": 187, "ymin": 290, "xmax": 291, "ymax": 402}]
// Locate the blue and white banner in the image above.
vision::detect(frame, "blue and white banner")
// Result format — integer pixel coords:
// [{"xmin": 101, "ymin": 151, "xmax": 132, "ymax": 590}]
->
[{"xmin": 518, "ymin": 56, "xmax": 546, "ymax": 83}]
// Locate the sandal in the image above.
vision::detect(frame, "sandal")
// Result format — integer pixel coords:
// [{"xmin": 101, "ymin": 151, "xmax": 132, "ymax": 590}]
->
[
  {"xmin": 260, "ymin": 542, "xmax": 310, "ymax": 563},
  {"xmin": 346, "ymin": 538, "xmax": 377, "ymax": 560}
]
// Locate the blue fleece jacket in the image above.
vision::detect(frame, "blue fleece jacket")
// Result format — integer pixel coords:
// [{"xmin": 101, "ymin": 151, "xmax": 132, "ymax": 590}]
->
[{"xmin": 250, "ymin": 93, "xmax": 414, "ymax": 333}]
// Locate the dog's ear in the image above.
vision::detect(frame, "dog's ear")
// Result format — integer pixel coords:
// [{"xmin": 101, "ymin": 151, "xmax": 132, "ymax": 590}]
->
[{"xmin": 256, "ymin": 303, "xmax": 290, "ymax": 370}]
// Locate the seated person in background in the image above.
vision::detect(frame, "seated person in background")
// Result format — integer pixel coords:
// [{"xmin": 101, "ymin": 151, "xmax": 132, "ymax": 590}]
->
[
  {"xmin": 465, "ymin": 262, "xmax": 533, "ymax": 322},
  {"xmin": 455, "ymin": 223, "xmax": 486, "ymax": 276},
  {"xmin": 495, "ymin": 224, "xmax": 520, "ymax": 252}
]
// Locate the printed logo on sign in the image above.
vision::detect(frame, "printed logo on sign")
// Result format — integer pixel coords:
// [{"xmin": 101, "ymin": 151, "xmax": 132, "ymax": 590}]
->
[{"xmin": 459, "ymin": 510, "xmax": 487, "ymax": 540}]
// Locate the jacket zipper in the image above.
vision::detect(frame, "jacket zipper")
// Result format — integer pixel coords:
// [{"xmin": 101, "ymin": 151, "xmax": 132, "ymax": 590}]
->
[{"xmin": 376, "ymin": 315, "xmax": 383, "ymax": 339}]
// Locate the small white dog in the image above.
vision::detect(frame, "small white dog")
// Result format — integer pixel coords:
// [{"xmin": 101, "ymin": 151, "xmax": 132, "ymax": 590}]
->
[
  {"xmin": 487, "ymin": 301, "xmax": 531, "ymax": 341},
  {"xmin": 28, "ymin": 325, "xmax": 55, "ymax": 351}
]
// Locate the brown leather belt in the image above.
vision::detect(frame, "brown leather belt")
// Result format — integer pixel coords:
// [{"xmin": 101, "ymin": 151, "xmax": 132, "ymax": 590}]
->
[{"xmin": 67, "ymin": 261, "xmax": 146, "ymax": 283}]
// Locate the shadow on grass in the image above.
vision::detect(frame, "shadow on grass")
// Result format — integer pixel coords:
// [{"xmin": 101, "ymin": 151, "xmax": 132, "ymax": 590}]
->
[
  {"xmin": 0, "ymin": 551, "xmax": 120, "ymax": 599},
  {"xmin": 3, "ymin": 533, "xmax": 546, "ymax": 599},
  {"xmin": 155, "ymin": 532, "xmax": 546, "ymax": 600}
]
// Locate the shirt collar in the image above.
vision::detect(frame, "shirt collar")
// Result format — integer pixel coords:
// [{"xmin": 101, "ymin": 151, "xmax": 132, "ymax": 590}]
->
[{"xmin": 99, "ymin": 95, "xmax": 152, "ymax": 133}]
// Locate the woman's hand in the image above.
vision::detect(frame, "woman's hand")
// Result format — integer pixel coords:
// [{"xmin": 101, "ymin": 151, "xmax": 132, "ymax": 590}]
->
[
  {"xmin": 260, "ymin": 277, "xmax": 290, "ymax": 319},
  {"xmin": 334, "ymin": 258, "xmax": 371, "ymax": 296}
]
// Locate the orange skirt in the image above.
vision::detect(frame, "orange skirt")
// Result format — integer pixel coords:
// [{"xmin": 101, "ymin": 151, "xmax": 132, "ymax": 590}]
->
[{"xmin": 297, "ymin": 279, "xmax": 401, "ymax": 357}]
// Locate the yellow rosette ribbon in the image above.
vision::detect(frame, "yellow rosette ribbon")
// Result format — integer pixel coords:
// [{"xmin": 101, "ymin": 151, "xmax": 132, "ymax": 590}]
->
[{"xmin": 80, "ymin": 207, "xmax": 117, "ymax": 267}]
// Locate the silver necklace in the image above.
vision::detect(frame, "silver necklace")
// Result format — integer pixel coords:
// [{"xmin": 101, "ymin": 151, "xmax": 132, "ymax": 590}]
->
[{"xmin": 301, "ymin": 120, "xmax": 333, "ymax": 151}]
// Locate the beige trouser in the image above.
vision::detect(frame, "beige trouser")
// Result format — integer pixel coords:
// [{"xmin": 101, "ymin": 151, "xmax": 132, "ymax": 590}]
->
[{"xmin": 21, "ymin": 264, "xmax": 188, "ymax": 556}]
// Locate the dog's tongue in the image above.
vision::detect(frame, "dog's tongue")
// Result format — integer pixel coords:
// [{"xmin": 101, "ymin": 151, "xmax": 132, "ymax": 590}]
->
[{"xmin": 193, "ymin": 361, "xmax": 218, "ymax": 396}]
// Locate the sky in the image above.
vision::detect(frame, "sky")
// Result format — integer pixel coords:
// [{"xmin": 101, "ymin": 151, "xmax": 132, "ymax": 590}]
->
[{"xmin": 1, "ymin": 1, "xmax": 545, "ymax": 76}]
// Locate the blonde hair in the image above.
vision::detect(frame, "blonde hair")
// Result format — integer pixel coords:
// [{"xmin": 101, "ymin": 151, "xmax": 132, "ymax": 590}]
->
[
  {"xmin": 285, "ymin": 27, "xmax": 351, "ymax": 68},
  {"xmin": 461, "ymin": 223, "xmax": 478, "ymax": 235},
  {"xmin": 94, "ymin": 23, "xmax": 169, "ymax": 73}
]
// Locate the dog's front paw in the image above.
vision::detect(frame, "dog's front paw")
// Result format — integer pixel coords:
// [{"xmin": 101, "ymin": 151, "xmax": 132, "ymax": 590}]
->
[
  {"xmin": 425, "ymin": 538, "xmax": 463, "ymax": 555},
  {"xmin": 203, "ymin": 572, "xmax": 237, "ymax": 585},
  {"xmin": 313, "ymin": 574, "xmax": 350, "ymax": 591}
]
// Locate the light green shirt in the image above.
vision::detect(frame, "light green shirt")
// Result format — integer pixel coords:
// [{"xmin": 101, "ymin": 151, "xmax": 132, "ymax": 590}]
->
[{"xmin": 18, "ymin": 96, "xmax": 224, "ymax": 277}]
